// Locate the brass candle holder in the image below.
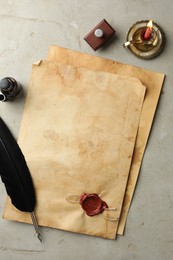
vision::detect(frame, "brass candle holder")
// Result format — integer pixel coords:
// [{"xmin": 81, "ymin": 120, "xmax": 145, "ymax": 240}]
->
[{"xmin": 123, "ymin": 20, "xmax": 165, "ymax": 59}]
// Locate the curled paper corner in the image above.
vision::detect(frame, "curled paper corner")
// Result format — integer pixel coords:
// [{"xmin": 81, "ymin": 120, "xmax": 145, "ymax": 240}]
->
[{"xmin": 33, "ymin": 60, "xmax": 42, "ymax": 66}]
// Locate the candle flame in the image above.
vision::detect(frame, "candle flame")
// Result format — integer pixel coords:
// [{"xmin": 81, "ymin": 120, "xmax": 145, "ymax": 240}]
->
[{"xmin": 147, "ymin": 20, "xmax": 153, "ymax": 29}]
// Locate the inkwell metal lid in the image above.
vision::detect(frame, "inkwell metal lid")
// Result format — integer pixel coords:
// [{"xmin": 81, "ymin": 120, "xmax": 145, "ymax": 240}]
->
[{"xmin": 0, "ymin": 77, "xmax": 22, "ymax": 101}]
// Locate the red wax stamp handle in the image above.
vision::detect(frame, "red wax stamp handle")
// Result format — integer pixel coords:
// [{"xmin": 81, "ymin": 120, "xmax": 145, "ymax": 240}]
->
[{"xmin": 80, "ymin": 193, "xmax": 108, "ymax": 216}]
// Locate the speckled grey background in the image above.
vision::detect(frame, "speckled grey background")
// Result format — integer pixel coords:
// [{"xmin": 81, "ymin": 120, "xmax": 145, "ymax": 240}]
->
[{"xmin": 0, "ymin": 1, "xmax": 172, "ymax": 259}]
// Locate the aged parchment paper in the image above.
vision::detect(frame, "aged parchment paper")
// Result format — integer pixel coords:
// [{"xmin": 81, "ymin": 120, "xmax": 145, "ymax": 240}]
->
[
  {"xmin": 4, "ymin": 61, "xmax": 145, "ymax": 239},
  {"xmin": 47, "ymin": 46, "xmax": 165, "ymax": 234}
]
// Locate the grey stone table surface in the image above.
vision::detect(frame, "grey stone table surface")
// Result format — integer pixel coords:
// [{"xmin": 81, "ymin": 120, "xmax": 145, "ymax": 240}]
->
[{"xmin": 0, "ymin": 1, "xmax": 172, "ymax": 259}]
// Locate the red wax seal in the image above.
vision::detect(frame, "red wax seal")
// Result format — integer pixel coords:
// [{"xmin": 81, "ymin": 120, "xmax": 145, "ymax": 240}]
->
[{"xmin": 80, "ymin": 193, "xmax": 108, "ymax": 216}]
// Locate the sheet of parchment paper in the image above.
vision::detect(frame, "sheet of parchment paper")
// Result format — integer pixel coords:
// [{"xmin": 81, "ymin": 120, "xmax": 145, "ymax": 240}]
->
[
  {"xmin": 3, "ymin": 61, "xmax": 145, "ymax": 239},
  {"xmin": 47, "ymin": 45, "xmax": 165, "ymax": 234}
]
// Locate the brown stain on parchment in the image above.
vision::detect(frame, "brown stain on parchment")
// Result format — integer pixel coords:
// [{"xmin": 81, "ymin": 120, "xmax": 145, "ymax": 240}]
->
[{"xmin": 47, "ymin": 46, "xmax": 165, "ymax": 236}]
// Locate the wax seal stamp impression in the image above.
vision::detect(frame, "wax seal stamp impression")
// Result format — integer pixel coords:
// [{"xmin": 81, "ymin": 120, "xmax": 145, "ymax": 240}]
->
[
  {"xmin": 84, "ymin": 19, "xmax": 115, "ymax": 51},
  {"xmin": 79, "ymin": 193, "xmax": 108, "ymax": 216},
  {"xmin": 66, "ymin": 193, "xmax": 118, "ymax": 220}
]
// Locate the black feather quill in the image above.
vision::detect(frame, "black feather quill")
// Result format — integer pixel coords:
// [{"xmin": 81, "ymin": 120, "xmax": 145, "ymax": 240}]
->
[{"xmin": 0, "ymin": 117, "xmax": 41, "ymax": 241}]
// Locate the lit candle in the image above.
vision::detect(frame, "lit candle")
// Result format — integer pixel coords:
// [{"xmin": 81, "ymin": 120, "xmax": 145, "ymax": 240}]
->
[{"xmin": 144, "ymin": 20, "xmax": 153, "ymax": 40}]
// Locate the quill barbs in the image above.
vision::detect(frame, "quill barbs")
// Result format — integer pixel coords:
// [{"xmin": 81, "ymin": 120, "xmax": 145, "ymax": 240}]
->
[{"xmin": 0, "ymin": 117, "xmax": 42, "ymax": 242}]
